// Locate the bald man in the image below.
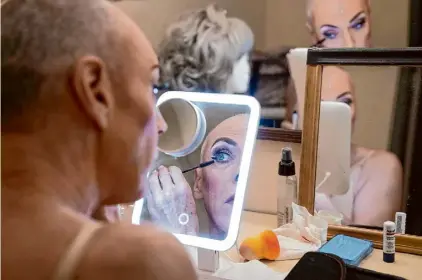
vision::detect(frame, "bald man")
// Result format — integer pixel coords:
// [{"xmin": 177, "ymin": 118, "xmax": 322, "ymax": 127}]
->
[
  {"xmin": 2, "ymin": 1, "xmax": 196, "ymax": 279},
  {"xmin": 314, "ymin": 66, "xmax": 402, "ymax": 227},
  {"xmin": 306, "ymin": 0, "xmax": 372, "ymax": 48}
]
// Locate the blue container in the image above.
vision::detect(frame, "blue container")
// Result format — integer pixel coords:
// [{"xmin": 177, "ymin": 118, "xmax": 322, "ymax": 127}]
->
[{"xmin": 318, "ymin": 234, "xmax": 374, "ymax": 266}]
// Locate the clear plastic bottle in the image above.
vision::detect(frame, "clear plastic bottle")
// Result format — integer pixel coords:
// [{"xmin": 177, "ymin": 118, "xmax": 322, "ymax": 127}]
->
[{"xmin": 277, "ymin": 147, "xmax": 297, "ymax": 227}]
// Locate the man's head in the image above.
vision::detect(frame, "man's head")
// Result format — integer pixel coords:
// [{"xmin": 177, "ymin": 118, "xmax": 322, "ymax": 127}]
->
[
  {"xmin": 193, "ymin": 114, "xmax": 249, "ymax": 236},
  {"xmin": 306, "ymin": 0, "xmax": 371, "ymax": 48},
  {"xmin": 322, "ymin": 66, "xmax": 356, "ymax": 128},
  {"xmin": 2, "ymin": 0, "xmax": 166, "ymax": 205}
]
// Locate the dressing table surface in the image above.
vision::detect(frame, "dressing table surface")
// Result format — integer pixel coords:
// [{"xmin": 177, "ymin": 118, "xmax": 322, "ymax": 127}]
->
[{"xmin": 225, "ymin": 211, "xmax": 422, "ymax": 279}]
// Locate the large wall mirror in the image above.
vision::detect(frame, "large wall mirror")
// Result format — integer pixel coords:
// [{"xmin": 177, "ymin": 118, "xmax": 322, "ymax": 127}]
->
[{"xmin": 299, "ymin": 48, "xmax": 422, "ymax": 255}]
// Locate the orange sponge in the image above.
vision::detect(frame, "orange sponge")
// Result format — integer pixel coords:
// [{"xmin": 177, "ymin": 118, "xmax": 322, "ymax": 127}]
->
[{"xmin": 239, "ymin": 230, "xmax": 280, "ymax": 261}]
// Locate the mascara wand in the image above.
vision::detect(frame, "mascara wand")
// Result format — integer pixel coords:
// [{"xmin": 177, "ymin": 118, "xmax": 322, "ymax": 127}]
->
[
  {"xmin": 311, "ymin": 38, "xmax": 326, "ymax": 48},
  {"xmin": 182, "ymin": 158, "xmax": 216, "ymax": 174}
]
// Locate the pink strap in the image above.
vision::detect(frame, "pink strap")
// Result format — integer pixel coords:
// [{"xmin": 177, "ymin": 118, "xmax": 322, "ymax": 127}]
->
[{"xmin": 52, "ymin": 223, "xmax": 102, "ymax": 280}]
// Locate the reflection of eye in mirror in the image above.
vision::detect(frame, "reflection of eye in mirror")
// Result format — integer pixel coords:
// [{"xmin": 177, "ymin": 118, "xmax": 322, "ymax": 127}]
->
[
  {"xmin": 211, "ymin": 139, "xmax": 238, "ymax": 164},
  {"xmin": 338, "ymin": 97, "xmax": 353, "ymax": 106},
  {"xmin": 157, "ymin": 98, "xmax": 206, "ymax": 158},
  {"xmin": 321, "ymin": 27, "xmax": 338, "ymax": 40},
  {"xmin": 213, "ymin": 147, "xmax": 233, "ymax": 163}
]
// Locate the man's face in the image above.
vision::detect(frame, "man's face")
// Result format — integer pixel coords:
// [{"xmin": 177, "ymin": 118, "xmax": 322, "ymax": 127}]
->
[
  {"xmin": 196, "ymin": 114, "xmax": 249, "ymax": 235},
  {"xmin": 97, "ymin": 6, "xmax": 166, "ymax": 204},
  {"xmin": 310, "ymin": 0, "xmax": 371, "ymax": 48}
]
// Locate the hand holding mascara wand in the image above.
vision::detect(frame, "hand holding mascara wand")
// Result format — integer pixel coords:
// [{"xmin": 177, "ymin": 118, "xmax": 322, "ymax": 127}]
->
[{"xmin": 182, "ymin": 157, "xmax": 217, "ymax": 174}]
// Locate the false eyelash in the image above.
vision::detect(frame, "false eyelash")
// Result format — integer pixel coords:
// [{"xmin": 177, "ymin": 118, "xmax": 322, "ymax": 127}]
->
[
  {"xmin": 352, "ymin": 17, "xmax": 366, "ymax": 28},
  {"xmin": 213, "ymin": 147, "xmax": 232, "ymax": 155},
  {"xmin": 339, "ymin": 97, "xmax": 353, "ymax": 106},
  {"xmin": 212, "ymin": 147, "xmax": 233, "ymax": 162}
]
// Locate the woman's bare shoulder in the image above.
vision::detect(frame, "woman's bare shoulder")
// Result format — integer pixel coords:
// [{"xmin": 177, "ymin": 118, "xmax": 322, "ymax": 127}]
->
[
  {"xmin": 353, "ymin": 147, "xmax": 402, "ymax": 192},
  {"xmin": 78, "ymin": 223, "xmax": 197, "ymax": 280},
  {"xmin": 365, "ymin": 149, "xmax": 402, "ymax": 172},
  {"xmin": 355, "ymin": 146, "xmax": 401, "ymax": 171},
  {"xmin": 357, "ymin": 148, "xmax": 403, "ymax": 194}
]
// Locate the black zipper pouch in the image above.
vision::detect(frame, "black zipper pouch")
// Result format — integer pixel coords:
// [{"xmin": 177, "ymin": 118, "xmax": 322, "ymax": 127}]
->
[{"xmin": 284, "ymin": 252, "xmax": 406, "ymax": 280}]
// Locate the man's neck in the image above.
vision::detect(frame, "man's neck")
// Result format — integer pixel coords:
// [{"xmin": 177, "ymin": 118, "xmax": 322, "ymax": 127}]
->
[{"xmin": 1, "ymin": 134, "xmax": 98, "ymax": 215}]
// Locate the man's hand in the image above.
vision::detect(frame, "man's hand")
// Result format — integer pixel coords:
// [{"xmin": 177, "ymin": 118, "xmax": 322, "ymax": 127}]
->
[{"xmin": 145, "ymin": 166, "xmax": 199, "ymax": 235}]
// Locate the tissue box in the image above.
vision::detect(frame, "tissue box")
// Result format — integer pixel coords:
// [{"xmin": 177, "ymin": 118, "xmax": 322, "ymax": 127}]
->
[{"xmin": 318, "ymin": 234, "xmax": 373, "ymax": 266}]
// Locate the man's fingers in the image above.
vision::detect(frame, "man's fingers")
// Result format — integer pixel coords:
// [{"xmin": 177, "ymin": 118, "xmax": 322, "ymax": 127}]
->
[
  {"xmin": 169, "ymin": 166, "xmax": 191, "ymax": 195},
  {"xmin": 148, "ymin": 170, "xmax": 163, "ymax": 203},
  {"xmin": 158, "ymin": 166, "xmax": 175, "ymax": 195},
  {"xmin": 169, "ymin": 166, "xmax": 195, "ymax": 216}
]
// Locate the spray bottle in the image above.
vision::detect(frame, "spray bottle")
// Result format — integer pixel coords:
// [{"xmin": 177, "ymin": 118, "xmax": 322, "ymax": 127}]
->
[{"xmin": 277, "ymin": 147, "xmax": 297, "ymax": 227}]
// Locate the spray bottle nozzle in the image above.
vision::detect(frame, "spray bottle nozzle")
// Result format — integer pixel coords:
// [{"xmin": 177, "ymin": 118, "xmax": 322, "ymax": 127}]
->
[
  {"xmin": 279, "ymin": 147, "xmax": 295, "ymax": 176},
  {"xmin": 281, "ymin": 147, "xmax": 293, "ymax": 163}
]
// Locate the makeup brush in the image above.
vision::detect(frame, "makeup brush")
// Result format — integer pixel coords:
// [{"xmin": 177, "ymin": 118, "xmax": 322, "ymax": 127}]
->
[{"xmin": 182, "ymin": 158, "xmax": 216, "ymax": 174}]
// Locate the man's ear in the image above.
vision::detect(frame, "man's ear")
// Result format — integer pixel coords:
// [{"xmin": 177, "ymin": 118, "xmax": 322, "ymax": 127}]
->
[
  {"xmin": 193, "ymin": 168, "xmax": 204, "ymax": 200},
  {"xmin": 71, "ymin": 55, "xmax": 114, "ymax": 130}
]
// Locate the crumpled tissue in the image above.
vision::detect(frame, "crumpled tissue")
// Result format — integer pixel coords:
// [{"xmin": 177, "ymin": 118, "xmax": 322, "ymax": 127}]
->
[{"xmin": 239, "ymin": 203, "xmax": 328, "ymax": 261}]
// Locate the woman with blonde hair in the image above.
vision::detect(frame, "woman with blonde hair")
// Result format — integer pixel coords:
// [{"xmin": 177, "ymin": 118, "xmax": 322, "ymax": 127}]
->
[{"xmin": 158, "ymin": 4, "xmax": 255, "ymax": 94}]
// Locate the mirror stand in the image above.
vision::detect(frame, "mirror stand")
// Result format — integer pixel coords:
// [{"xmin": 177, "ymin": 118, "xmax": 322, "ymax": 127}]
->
[
  {"xmin": 197, "ymin": 248, "xmax": 220, "ymax": 272},
  {"xmin": 184, "ymin": 246, "xmax": 221, "ymax": 274}
]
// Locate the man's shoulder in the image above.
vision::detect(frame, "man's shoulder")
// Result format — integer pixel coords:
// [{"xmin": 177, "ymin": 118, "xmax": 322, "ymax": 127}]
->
[{"xmin": 78, "ymin": 223, "xmax": 197, "ymax": 280}]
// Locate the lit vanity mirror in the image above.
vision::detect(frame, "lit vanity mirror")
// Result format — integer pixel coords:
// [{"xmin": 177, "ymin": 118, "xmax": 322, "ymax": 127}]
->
[
  {"xmin": 297, "ymin": 48, "xmax": 422, "ymax": 254},
  {"xmin": 131, "ymin": 92, "xmax": 260, "ymax": 257}
]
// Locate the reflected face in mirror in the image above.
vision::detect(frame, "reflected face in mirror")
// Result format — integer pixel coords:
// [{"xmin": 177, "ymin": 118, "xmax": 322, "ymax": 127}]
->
[
  {"xmin": 321, "ymin": 66, "xmax": 356, "ymax": 128},
  {"xmin": 194, "ymin": 114, "xmax": 249, "ymax": 236},
  {"xmin": 309, "ymin": 0, "xmax": 371, "ymax": 48}
]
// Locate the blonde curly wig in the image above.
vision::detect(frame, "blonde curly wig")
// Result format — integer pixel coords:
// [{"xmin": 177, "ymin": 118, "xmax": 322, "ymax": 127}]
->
[{"xmin": 158, "ymin": 4, "xmax": 254, "ymax": 92}]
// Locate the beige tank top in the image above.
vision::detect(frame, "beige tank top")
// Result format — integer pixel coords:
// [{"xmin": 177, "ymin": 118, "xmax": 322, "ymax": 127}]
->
[{"xmin": 52, "ymin": 223, "xmax": 103, "ymax": 280}]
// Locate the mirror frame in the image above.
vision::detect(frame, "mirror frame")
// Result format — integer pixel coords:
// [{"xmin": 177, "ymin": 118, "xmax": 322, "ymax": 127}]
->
[
  {"xmin": 257, "ymin": 127, "xmax": 301, "ymax": 143},
  {"xmin": 298, "ymin": 48, "xmax": 422, "ymax": 255}
]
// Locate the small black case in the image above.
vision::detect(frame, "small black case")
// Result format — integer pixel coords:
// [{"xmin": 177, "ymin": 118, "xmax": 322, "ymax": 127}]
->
[{"xmin": 284, "ymin": 252, "xmax": 406, "ymax": 280}]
